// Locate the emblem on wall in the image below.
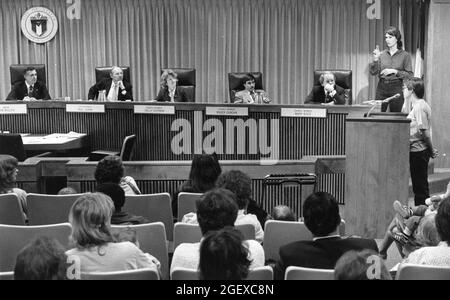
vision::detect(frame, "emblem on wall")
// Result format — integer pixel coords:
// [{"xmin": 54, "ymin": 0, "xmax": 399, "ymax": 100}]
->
[{"xmin": 21, "ymin": 7, "xmax": 58, "ymax": 44}]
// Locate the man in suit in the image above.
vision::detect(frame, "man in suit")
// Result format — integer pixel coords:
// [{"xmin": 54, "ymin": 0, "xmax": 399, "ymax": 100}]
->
[
  {"xmin": 6, "ymin": 67, "xmax": 51, "ymax": 100},
  {"xmin": 88, "ymin": 66, "xmax": 133, "ymax": 101},
  {"xmin": 234, "ymin": 74, "xmax": 270, "ymax": 104},
  {"xmin": 305, "ymin": 72, "xmax": 346, "ymax": 105},
  {"xmin": 274, "ymin": 192, "xmax": 378, "ymax": 279}
]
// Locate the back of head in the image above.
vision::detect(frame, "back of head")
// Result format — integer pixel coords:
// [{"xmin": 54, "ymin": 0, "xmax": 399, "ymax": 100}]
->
[
  {"xmin": 334, "ymin": 250, "xmax": 391, "ymax": 280},
  {"xmin": 272, "ymin": 205, "xmax": 297, "ymax": 221},
  {"xmin": 415, "ymin": 213, "xmax": 440, "ymax": 247},
  {"xmin": 0, "ymin": 154, "xmax": 19, "ymax": 192},
  {"xmin": 216, "ymin": 170, "xmax": 252, "ymax": 210},
  {"xmin": 14, "ymin": 236, "xmax": 68, "ymax": 280},
  {"xmin": 403, "ymin": 77, "xmax": 425, "ymax": 99},
  {"xmin": 94, "ymin": 155, "xmax": 124, "ymax": 185},
  {"xmin": 57, "ymin": 187, "xmax": 78, "ymax": 195},
  {"xmin": 303, "ymin": 192, "xmax": 341, "ymax": 237},
  {"xmin": 199, "ymin": 227, "xmax": 251, "ymax": 280},
  {"xmin": 436, "ymin": 198, "xmax": 450, "ymax": 244},
  {"xmin": 96, "ymin": 182, "xmax": 125, "ymax": 212},
  {"xmin": 196, "ymin": 188, "xmax": 239, "ymax": 235},
  {"xmin": 69, "ymin": 193, "xmax": 115, "ymax": 249},
  {"xmin": 189, "ymin": 154, "xmax": 222, "ymax": 192}
]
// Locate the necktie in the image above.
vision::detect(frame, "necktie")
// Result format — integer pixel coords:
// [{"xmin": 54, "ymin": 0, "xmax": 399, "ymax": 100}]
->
[
  {"xmin": 113, "ymin": 83, "xmax": 119, "ymax": 101},
  {"xmin": 28, "ymin": 85, "xmax": 34, "ymax": 97}
]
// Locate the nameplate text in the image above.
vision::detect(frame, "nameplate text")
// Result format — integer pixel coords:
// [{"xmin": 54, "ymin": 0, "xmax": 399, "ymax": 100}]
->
[
  {"xmin": 206, "ymin": 107, "xmax": 249, "ymax": 116},
  {"xmin": 66, "ymin": 104, "xmax": 105, "ymax": 113},
  {"xmin": 0, "ymin": 104, "xmax": 27, "ymax": 115},
  {"xmin": 134, "ymin": 105, "xmax": 175, "ymax": 115},
  {"xmin": 281, "ymin": 108, "xmax": 327, "ymax": 118}
]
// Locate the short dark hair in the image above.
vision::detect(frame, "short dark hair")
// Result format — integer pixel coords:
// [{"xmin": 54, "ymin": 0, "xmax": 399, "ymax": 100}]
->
[
  {"xmin": 14, "ymin": 236, "xmax": 68, "ymax": 280},
  {"xmin": 242, "ymin": 74, "xmax": 256, "ymax": 86},
  {"xmin": 216, "ymin": 170, "xmax": 252, "ymax": 210},
  {"xmin": 24, "ymin": 67, "xmax": 37, "ymax": 75},
  {"xmin": 199, "ymin": 227, "xmax": 251, "ymax": 280},
  {"xmin": 303, "ymin": 192, "xmax": 341, "ymax": 237},
  {"xmin": 96, "ymin": 183, "xmax": 125, "ymax": 212},
  {"xmin": 403, "ymin": 77, "xmax": 425, "ymax": 99},
  {"xmin": 436, "ymin": 197, "xmax": 450, "ymax": 243},
  {"xmin": 94, "ymin": 155, "xmax": 124, "ymax": 184},
  {"xmin": 334, "ymin": 250, "xmax": 391, "ymax": 280},
  {"xmin": 385, "ymin": 26, "xmax": 403, "ymax": 49},
  {"xmin": 0, "ymin": 154, "xmax": 19, "ymax": 192},
  {"xmin": 196, "ymin": 188, "xmax": 238, "ymax": 235}
]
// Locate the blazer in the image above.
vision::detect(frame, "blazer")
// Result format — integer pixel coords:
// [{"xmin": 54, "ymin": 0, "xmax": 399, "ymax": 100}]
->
[
  {"xmin": 6, "ymin": 81, "xmax": 51, "ymax": 100},
  {"xmin": 155, "ymin": 87, "xmax": 188, "ymax": 102},
  {"xmin": 88, "ymin": 78, "xmax": 133, "ymax": 101},
  {"xmin": 305, "ymin": 84, "xmax": 346, "ymax": 105},
  {"xmin": 274, "ymin": 236, "xmax": 379, "ymax": 279}
]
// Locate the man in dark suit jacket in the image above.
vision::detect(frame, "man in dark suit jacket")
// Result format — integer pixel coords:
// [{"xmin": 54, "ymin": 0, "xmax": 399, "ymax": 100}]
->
[
  {"xmin": 305, "ymin": 72, "xmax": 346, "ymax": 105},
  {"xmin": 88, "ymin": 66, "xmax": 133, "ymax": 101},
  {"xmin": 6, "ymin": 67, "xmax": 51, "ymax": 100},
  {"xmin": 274, "ymin": 192, "xmax": 378, "ymax": 280}
]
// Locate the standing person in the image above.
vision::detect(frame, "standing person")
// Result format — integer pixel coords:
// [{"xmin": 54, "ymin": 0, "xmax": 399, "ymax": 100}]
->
[
  {"xmin": 155, "ymin": 69, "xmax": 188, "ymax": 102},
  {"xmin": 0, "ymin": 155, "xmax": 28, "ymax": 218},
  {"xmin": 6, "ymin": 67, "xmax": 51, "ymax": 100},
  {"xmin": 402, "ymin": 77, "xmax": 437, "ymax": 206},
  {"xmin": 88, "ymin": 66, "xmax": 133, "ymax": 101},
  {"xmin": 370, "ymin": 26, "xmax": 413, "ymax": 112}
]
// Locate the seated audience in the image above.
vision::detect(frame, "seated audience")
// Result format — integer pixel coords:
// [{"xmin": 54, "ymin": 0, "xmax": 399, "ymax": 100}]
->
[
  {"xmin": 14, "ymin": 236, "xmax": 68, "ymax": 280},
  {"xmin": 401, "ymin": 213, "xmax": 440, "ymax": 257},
  {"xmin": 173, "ymin": 153, "xmax": 221, "ymax": 218},
  {"xmin": 402, "ymin": 197, "xmax": 450, "ymax": 266},
  {"xmin": 88, "ymin": 66, "xmax": 133, "ymax": 101},
  {"xmin": 6, "ymin": 67, "xmax": 51, "ymax": 101},
  {"xmin": 57, "ymin": 187, "xmax": 78, "ymax": 195},
  {"xmin": 199, "ymin": 227, "xmax": 252, "ymax": 280},
  {"xmin": 96, "ymin": 182, "xmax": 149, "ymax": 225},
  {"xmin": 234, "ymin": 74, "xmax": 270, "ymax": 104},
  {"xmin": 171, "ymin": 189, "xmax": 264, "ymax": 274},
  {"xmin": 66, "ymin": 193, "xmax": 160, "ymax": 274},
  {"xmin": 272, "ymin": 205, "xmax": 297, "ymax": 221},
  {"xmin": 94, "ymin": 155, "xmax": 141, "ymax": 195},
  {"xmin": 305, "ymin": 72, "xmax": 345, "ymax": 105},
  {"xmin": 155, "ymin": 69, "xmax": 188, "ymax": 102},
  {"xmin": 274, "ymin": 192, "xmax": 378, "ymax": 279},
  {"xmin": 334, "ymin": 249, "xmax": 391, "ymax": 280},
  {"xmin": 0, "ymin": 154, "xmax": 28, "ymax": 218}
]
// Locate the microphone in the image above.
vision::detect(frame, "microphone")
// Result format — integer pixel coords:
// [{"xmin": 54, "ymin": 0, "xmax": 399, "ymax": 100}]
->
[{"xmin": 382, "ymin": 93, "xmax": 401, "ymax": 103}]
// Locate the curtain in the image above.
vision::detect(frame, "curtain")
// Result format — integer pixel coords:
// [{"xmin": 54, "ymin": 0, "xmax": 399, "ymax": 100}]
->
[{"xmin": 1, "ymin": 0, "xmax": 419, "ymax": 104}]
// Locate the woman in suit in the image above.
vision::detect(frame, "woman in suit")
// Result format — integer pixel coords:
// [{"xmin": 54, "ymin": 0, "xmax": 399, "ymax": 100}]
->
[{"xmin": 155, "ymin": 69, "xmax": 188, "ymax": 102}]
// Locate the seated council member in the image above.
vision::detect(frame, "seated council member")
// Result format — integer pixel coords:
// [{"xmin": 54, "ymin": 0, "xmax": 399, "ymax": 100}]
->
[
  {"xmin": 155, "ymin": 69, "xmax": 188, "ymax": 102},
  {"xmin": 234, "ymin": 74, "xmax": 270, "ymax": 104},
  {"xmin": 88, "ymin": 66, "xmax": 133, "ymax": 101},
  {"xmin": 6, "ymin": 67, "xmax": 51, "ymax": 101},
  {"xmin": 305, "ymin": 72, "xmax": 345, "ymax": 105}
]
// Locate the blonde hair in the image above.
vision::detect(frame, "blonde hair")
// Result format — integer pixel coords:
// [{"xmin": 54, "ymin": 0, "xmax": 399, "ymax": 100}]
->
[
  {"xmin": 69, "ymin": 193, "xmax": 115, "ymax": 250},
  {"xmin": 160, "ymin": 69, "xmax": 178, "ymax": 89}
]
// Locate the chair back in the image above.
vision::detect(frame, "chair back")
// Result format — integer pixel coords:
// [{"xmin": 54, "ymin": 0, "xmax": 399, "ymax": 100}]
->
[
  {"xmin": 27, "ymin": 194, "xmax": 83, "ymax": 225},
  {"xmin": 119, "ymin": 134, "xmax": 136, "ymax": 161},
  {"xmin": 112, "ymin": 222, "xmax": 169, "ymax": 280},
  {"xmin": 161, "ymin": 68, "xmax": 196, "ymax": 102},
  {"xmin": 124, "ymin": 193, "xmax": 174, "ymax": 240},
  {"xmin": 171, "ymin": 266, "xmax": 273, "ymax": 280},
  {"xmin": 177, "ymin": 192, "xmax": 203, "ymax": 221},
  {"xmin": 0, "ymin": 223, "xmax": 71, "ymax": 272},
  {"xmin": 173, "ymin": 222, "xmax": 202, "ymax": 250},
  {"xmin": 0, "ymin": 272, "xmax": 14, "ymax": 280},
  {"xmin": 395, "ymin": 263, "xmax": 450, "ymax": 280},
  {"xmin": 228, "ymin": 72, "xmax": 263, "ymax": 103},
  {"xmin": 171, "ymin": 267, "xmax": 199, "ymax": 280},
  {"xmin": 95, "ymin": 66, "xmax": 131, "ymax": 84},
  {"xmin": 81, "ymin": 267, "xmax": 159, "ymax": 280},
  {"xmin": 0, "ymin": 134, "xmax": 26, "ymax": 162},
  {"xmin": 313, "ymin": 69, "xmax": 352, "ymax": 104},
  {"xmin": 0, "ymin": 194, "xmax": 26, "ymax": 225},
  {"xmin": 285, "ymin": 266, "xmax": 334, "ymax": 280},
  {"xmin": 246, "ymin": 266, "xmax": 274, "ymax": 280},
  {"xmin": 10, "ymin": 64, "xmax": 46, "ymax": 86}
]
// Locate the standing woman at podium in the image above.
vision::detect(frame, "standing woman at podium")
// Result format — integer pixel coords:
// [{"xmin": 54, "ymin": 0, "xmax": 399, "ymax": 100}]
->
[
  {"xmin": 370, "ymin": 26, "xmax": 413, "ymax": 112},
  {"xmin": 402, "ymin": 78, "xmax": 437, "ymax": 206}
]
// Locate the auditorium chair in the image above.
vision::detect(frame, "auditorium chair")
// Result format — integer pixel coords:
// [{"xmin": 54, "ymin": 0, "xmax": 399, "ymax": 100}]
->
[
  {"xmin": 81, "ymin": 268, "xmax": 159, "ymax": 280},
  {"xmin": 161, "ymin": 68, "xmax": 196, "ymax": 102},
  {"xmin": 395, "ymin": 263, "xmax": 450, "ymax": 280},
  {"xmin": 170, "ymin": 266, "xmax": 273, "ymax": 280},
  {"xmin": 177, "ymin": 192, "xmax": 203, "ymax": 222},
  {"xmin": 228, "ymin": 72, "xmax": 264, "ymax": 103},
  {"xmin": 89, "ymin": 134, "xmax": 136, "ymax": 161},
  {"xmin": 0, "ymin": 194, "xmax": 27, "ymax": 226},
  {"xmin": 27, "ymin": 193, "xmax": 83, "ymax": 225},
  {"xmin": 10, "ymin": 64, "xmax": 46, "ymax": 86},
  {"xmin": 95, "ymin": 66, "xmax": 131, "ymax": 84},
  {"xmin": 313, "ymin": 69, "xmax": 353, "ymax": 105},
  {"xmin": 0, "ymin": 272, "xmax": 14, "ymax": 281},
  {"xmin": 285, "ymin": 266, "xmax": 334, "ymax": 280}
]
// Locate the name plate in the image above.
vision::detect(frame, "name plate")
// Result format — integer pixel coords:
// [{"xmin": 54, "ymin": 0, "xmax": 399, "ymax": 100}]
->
[
  {"xmin": 0, "ymin": 104, "xmax": 27, "ymax": 115},
  {"xmin": 281, "ymin": 108, "xmax": 327, "ymax": 118},
  {"xmin": 134, "ymin": 105, "xmax": 175, "ymax": 115},
  {"xmin": 66, "ymin": 104, "xmax": 105, "ymax": 113},
  {"xmin": 206, "ymin": 107, "xmax": 249, "ymax": 116}
]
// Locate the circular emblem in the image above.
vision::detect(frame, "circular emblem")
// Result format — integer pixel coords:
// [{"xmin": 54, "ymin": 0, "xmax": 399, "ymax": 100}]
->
[{"xmin": 21, "ymin": 7, "xmax": 58, "ymax": 44}]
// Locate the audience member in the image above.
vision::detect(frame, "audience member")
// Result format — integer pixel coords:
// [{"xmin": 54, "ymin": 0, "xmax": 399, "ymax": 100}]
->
[
  {"xmin": 305, "ymin": 72, "xmax": 345, "ymax": 105},
  {"xmin": 402, "ymin": 213, "xmax": 440, "ymax": 257},
  {"xmin": 272, "ymin": 205, "xmax": 297, "ymax": 221},
  {"xmin": 171, "ymin": 189, "xmax": 264, "ymax": 274},
  {"xmin": 14, "ymin": 236, "xmax": 68, "ymax": 280},
  {"xmin": 57, "ymin": 187, "xmax": 78, "ymax": 195},
  {"xmin": 96, "ymin": 182, "xmax": 149, "ymax": 225},
  {"xmin": 94, "ymin": 155, "xmax": 141, "ymax": 195},
  {"xmin": 155, "ymin": 69, "xmax": 188, "ymax": 102},
  {"xmin": 274, "ymin": 192, "xmax": 378, "ymax": 279},
  {"xmin": 6, "ymin": 67, "xmax": 51, "ymax": 100},
  {"xmin": 66, "ymin": 193, "xmax": 160, "ymax": 274},
  {"xmin": 199, "ymin": 227, "xmax": 252, "ymax": 280},
  {"xmin": 88, "ymin": 66, "xmax": 133, "ymax": 101},
  {"xmin": 0, "ymin": 154, "xmax": 28, "ymax": 218},
  {"xmin": 234, "ymin": 74, "xmax": 270, "ymax": 104},
  {"xmin": 334, "ymin": 249, "xmax": 391, "ymax": 280}
]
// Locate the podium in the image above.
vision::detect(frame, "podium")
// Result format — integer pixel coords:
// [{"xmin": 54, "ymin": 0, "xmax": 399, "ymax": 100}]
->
[{"xmin": 344, "ymin": 115, "xmax": 410, "ymax": 238}]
